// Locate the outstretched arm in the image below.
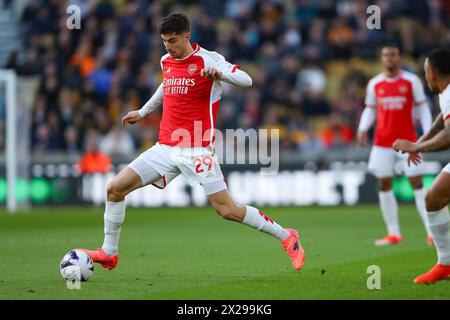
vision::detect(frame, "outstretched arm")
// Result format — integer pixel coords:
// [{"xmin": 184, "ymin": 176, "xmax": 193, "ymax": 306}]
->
[
  {"xmin": 201, "ymin": 66, "xmax": 252, "ymax": 87},
  {"xmin": 201, "ymin": 52, "xmax": 252, "ymax": 87},
  {"xmin": 416, "ymin": 112, "xmax": 444, "ymax": 143},
  {"xmin": 393, "ymin": 115, "xmax": 450, "ymax": 153},
  {"xmin": 122, "ymin": 83, "xmax": 163, "ymax": 125},
  {"xmin": 414, "ymin": 117, "xmax": 450, "ymax": 152},
  {"xmin": 219, "ymin": 67, "xmax": 252, "ymax": 87}
]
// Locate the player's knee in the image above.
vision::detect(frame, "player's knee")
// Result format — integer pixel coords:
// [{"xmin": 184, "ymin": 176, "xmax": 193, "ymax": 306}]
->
[
  {"xmin": 425, "ymin": 190, "xmax": 446, "ymax": 212},
  {"xmin": 107, "ymin": 180, "xmax": 126, "ymax": 201},
  {"xmin": 410, "ymin": 178, "xmax": 423, "ymax": 190},
  {"xmin": 378, "ymin": 180, "xmax": 392, "ymax": 191},
  {"xmin": 412, "ymin": 182, "xmax": 423, "ymax": 190}
]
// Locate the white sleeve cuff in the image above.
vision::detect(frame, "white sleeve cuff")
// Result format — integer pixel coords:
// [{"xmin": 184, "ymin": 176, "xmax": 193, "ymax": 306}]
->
[{"xmin": 138, "ymin": 109, "xmax": 147, "ymax": 118}]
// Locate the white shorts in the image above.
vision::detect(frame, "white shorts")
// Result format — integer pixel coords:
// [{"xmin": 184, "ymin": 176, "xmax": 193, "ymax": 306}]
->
[
  {"xmin": 368, "ymin": 146, "xmax": 426, "ymax": 178},
  {"xmin": 128, "ymin": 143, "xmax": 226, "ymax": 195},
  {"xmin": 442, "ymin": 163, "xmax": 450, "ymax": 174}
]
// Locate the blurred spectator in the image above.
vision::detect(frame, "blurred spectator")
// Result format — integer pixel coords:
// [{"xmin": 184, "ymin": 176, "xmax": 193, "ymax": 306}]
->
[
  {"xmin": 296, "ymin": 64, "xmax": 326, "ymax": 95},
  {"xmin": 88, "ymin": 55, "xmax": 112, "ymax": 100},
  {"xmin": 64, "ymin": 126, "xmax": 80, "ymax": 156},
  {"xmin": 78, "ymin": 129, "xmax": 112, "ymax": 174},
  {"xmin": 8, "ymin": 0, "xmax": 449, "ymax": 156},
  {"xmin": 99, "ymin": 125, "xmax": 135, "ymax": 158},
  {"xmin": 297, "ymin": 130, "xmax": 325, "ymax": 154},
  {"xmin": 321, "ymin": 112, "xmax": 354, "ymax": 149},
  {"xmin": 70, "ymin": 40, "xmax": 96, "ymax": 78},
  {"xmin": 302, "ymin": 90, "xmax": 331, "ymax": 116},
  {"xmin": 16, "ymin": 49, "xmax": 43, "ymax": 76},
  {"xmin": 327, "ymin": 17, "xmax": 354, "ymax": 59},
  {"xmin": 33, "ymin": 124, "xmax": 52, "ymax": 152}
]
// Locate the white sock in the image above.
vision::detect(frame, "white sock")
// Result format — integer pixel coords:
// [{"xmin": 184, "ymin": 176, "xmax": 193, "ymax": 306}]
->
[
  {"xmin": 242, "ymin": 206, "xmax": 290, "ymax": 241},
  {"xmin": 414, "ymin": 188, "xmax": 432, "ymax": 236},
  {"xmin": 378, "ymin": 191, "xmax": 401, "ymax": 236},
  {"xmin": 427, "ymin": 207, "xmax": 450, "ymax": 265},
  {"xmin": 102, "ymin": 201, "xmax": 126, "ymax": 256}
]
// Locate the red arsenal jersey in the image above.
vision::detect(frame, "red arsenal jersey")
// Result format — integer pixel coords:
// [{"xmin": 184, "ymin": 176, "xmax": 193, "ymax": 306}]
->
[
  {"xmin": 365, "ymin": 70, "xmax": 427, "ymax": 148},
  {"xmin": 158, "ymin": 43, "xmax": 239, "ymax": 147}
]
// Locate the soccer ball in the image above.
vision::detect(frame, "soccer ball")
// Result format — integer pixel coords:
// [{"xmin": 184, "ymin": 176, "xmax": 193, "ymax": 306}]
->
[{"xmin": 59, "ymin": 249, "xmax": 94, "ymax": 282}]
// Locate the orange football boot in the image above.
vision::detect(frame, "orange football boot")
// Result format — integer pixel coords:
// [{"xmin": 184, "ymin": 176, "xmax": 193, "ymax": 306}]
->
[
  {"xmin": 281, "ymin": 228, "xmax": 305, "ymax": 271},
  {"xmin": 414, "ymin": 264, "xmax": 450, "ymax": 284},
  {"xmin": 374, "ymin": 234, "xmax": 403, "ymax": 246},
  {"xmin": 427, "ymin": 236, "xmax": 434, "ymax": 246},
  {"xmin": 78, "ymin": 248, "xmax": 118, "ymax": 270}
]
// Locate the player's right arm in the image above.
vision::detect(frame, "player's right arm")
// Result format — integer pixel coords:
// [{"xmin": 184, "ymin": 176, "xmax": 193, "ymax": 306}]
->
[
  {"xmin": 397, "ymin": 82, "xmax": 450, "ymax": 155},
  {"xmin": 394, "ymin": 116, "xmax": 450, "ymax": 154},
  {"xmin": 402, "ymin": 112, "xmax": 444, "ymax": 166},
  {"xmin": 122, "ymin": 83, "xmax": 164, "ymax": 125},
  {"xmin": 357, "ymin": 79, "xmax": 377, "ymax": 146},
  {"xmin": 416, "ymin": 112, "xmax": 444, "ymax": 144}
]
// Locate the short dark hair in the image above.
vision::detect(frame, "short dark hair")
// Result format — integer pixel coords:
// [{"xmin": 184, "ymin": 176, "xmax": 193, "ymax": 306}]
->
[
  {"xmin": 427, "ymin": 48, "xmax": 450, "ymax": 76},
  {"xmin": 158, "ymin": 13, "xmax": 190, "ymax": 35},
  {"xmin": 381, "ymin": 42, "xmax": 401, "ymax": 54}
]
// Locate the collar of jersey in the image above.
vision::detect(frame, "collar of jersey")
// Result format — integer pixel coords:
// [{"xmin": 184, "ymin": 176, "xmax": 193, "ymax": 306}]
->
[
  {"xmin": 383, "ymin": 70, "xmax": 402, "ymax": 82},
  {"xmin": 173, "ymin": 43, "xmax": 200, "ymax": 61}
]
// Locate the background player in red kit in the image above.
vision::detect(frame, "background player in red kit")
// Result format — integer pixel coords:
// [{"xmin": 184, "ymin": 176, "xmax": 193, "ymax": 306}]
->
[
  {"xmin": 357, "ymin": 45, "xmax": 433, "ymax": 246},
  {"xmin": 79, "ymin": 13, "xmax": 304, "ymax": 272}
]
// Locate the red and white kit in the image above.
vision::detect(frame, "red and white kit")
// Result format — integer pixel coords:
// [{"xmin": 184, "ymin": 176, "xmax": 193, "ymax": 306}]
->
[
  {"xmin": 439, "ymin": 84, "xmax": 450, "ymax": 174},
  {"xmin": 129, "ymin": 43, "xmax": 252, "ymax": 194},
  {"xmin": 359, "ymin": 70, "xmax": 432, "ymax": 178}
]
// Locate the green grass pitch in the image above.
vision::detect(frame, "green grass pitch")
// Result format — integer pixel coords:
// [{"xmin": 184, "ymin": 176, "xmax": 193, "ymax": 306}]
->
[{"xmin": 1, "ymin": 204, "xmax": 449, "ymax": 300}]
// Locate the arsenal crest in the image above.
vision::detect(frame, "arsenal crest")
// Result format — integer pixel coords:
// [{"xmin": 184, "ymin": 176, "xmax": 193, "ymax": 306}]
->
[
  {"xmin": 399, "ymin": 85, "xmax": 408, "ymax": 94},
  {"xmin": 188, "ymin": 64, "xmax": 197, "ymax": 75}
]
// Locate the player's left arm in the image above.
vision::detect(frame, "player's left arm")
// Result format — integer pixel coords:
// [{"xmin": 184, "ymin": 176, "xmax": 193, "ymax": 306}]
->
[
  {"xmin": 201, "ymin": 55, "xmax": 252, "ymax": 87},
  {"xmin": 413, "ymin": 104, "xmax": 432, "ymax": 134},
  {"xmin": 219, "ymin": 66, "xmax": 252, "ymax": 87}
]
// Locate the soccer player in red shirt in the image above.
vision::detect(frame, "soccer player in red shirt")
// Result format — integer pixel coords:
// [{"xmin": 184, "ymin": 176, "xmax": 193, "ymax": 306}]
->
[
  {"xmin": 79, "ymin": 13, "xmax": 304, "ymax": 272},
  {"xmin": 393, "ymin": 48, "xmax": 450, "ymax": 283},
  {"xmin": 357, "ymin": 45, "xmax": 433, "ymax": 246}
]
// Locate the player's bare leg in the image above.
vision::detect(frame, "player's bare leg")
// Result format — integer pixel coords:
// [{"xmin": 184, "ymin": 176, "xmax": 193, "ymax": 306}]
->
[
  {"xmin": 408, "ymin": 175, "xmax": 433, "ymax": 244},
  {"xmin": 79, "ymin": 167, "xmax": 145, "ymax": 270},
  {"xmin": 207, "ymin": 189, "xmax": 305, "ymax": 271},
  {"xmin": 415, "ymin": 172, "xmax": 450, "ymax": 283},
  {"xmin": 375, "ymin": 177, "xmax": 403, "ymax": 245}
]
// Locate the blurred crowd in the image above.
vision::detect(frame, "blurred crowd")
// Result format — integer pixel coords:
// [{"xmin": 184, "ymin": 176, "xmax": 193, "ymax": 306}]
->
[{"xmin": 4, "ymin": 0, "xmax": 450, "ymax": 159}]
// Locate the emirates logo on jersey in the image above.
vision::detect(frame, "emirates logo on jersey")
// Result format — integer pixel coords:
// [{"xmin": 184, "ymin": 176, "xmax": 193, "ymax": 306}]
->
[
  {"xmin": 163, "ymin": 77, "xmax": 196, "ymax": 95},
  {"xmin": 188, "ymin": 64, "xmax": 197, "ymax": 75},
  {"xmin": 379, "ymin": 96, "xmax": 407, "ymax": 110}
]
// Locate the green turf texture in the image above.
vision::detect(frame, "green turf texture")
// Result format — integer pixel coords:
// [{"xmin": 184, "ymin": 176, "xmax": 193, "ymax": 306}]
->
[{"xmin": 1, "ymin": 205, "xmax": 449, "ymax": 300}]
